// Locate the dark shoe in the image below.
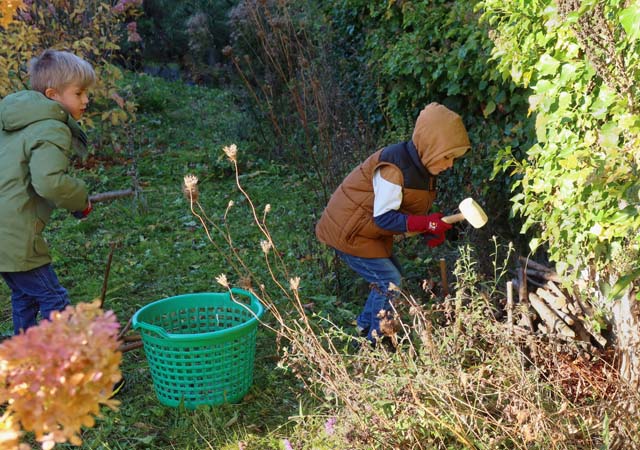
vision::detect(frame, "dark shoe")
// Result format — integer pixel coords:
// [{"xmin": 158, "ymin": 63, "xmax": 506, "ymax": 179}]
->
[
  {"xmin": 350, "ymin": 326, "xmax": 370, "ymax": 351},
  {"xmin": 356, "ymin": 325, "xmax": 369, "ymax": 338},
  {"xmin": 377, "ymin": 335, "xmax": 397, "ymax": 353}
]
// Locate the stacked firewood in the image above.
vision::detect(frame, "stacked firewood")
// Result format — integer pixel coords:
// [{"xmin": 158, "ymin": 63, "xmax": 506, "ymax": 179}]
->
[{"xmin": 510, "ymin": 257, "xmax": 607, "ymax": 347}]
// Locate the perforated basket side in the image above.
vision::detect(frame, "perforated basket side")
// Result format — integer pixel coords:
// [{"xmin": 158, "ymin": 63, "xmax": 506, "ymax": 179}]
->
[
  {"xmin": 141, "ymin": 326, "xmax": 258, "ymax": 407},
  {"xmin": 132, "ymin": 289, "xmax": 264, "ymax": 408}
]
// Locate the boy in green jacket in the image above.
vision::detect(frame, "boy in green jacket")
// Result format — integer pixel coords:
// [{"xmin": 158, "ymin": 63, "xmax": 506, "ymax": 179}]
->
[{"xmin": 0, "ymin": 49, "xmax": 94, "ymax": 335}]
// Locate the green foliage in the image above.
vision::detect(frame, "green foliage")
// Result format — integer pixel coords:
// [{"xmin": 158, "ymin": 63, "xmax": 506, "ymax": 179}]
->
[
  {"xmin": 137, "ymin": 0, "xmax": 235, "ymax": 81},
  {"xmin": 331, "ymin": 0, "xmax": 504, "ymax": 124},
  {"xmin": 327, "ymin": 0, "xmax": 536, "ymax": 248},
  {"xmin": 480, "ymin": 0, "xmax": 640, "ymax": 281},
  {"xmin": 0, "ymin": 0, "xmax": 143, "ymax": 131}
]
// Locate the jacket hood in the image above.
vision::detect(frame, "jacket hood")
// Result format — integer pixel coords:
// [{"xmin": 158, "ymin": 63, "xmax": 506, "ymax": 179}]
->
[
  {"xmin": 411, "ymin": 102, "xmax": 471, "ymax": 172},
  {"xmin": 0, "ymin": 90, "xmax": 87, "ymax": 152}
]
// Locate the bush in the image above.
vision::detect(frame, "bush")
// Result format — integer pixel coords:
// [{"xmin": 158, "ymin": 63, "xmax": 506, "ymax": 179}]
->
[
  {"xmin": 137, "ymin": 0, "xmax": 235, "ymax": 83},
  {"xmin": 0, "ymin": 0, "xmax": 143, "ymax": 135},
  {"xmin": 480, "ymin": 0, "xmax": 640, "ymax": 282},
  {"xmin": 326, "ymin": 0, "xmax": 537, "ymax": 254},
  {"xmin": 226, "ymin": 0, "xmax": 378, "ymax": 205}
]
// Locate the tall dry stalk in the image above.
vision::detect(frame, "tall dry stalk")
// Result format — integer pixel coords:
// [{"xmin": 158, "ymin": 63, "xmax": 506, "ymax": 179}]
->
[{"xmin": 226, "ymin": 0, "xmax": 375, "ymax": 204}]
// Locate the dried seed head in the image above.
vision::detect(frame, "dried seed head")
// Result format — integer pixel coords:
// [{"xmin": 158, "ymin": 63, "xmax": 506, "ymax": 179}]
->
[
  {"xmin": 222, "ymin": 45, "xmax": 233, "ymax": 57},
  {"xmin": 182, "ymin": 174, "xmax": 199, "ymax": 202},
  {"xmin": 289, "ymin": 277, "xmax": 300, "ymax": 291},
  {"xmin": 238, "ymin": 276, "xmax": 253, "ymax": 291},
  {"xmin": 260, "ymin": 240, "xmax": 272, "ymax": 254},
  {"xmin": 264, "ymin": 204, "xmax": 271, "ymax": 214},
  {"xmin": 215, "ymin": 273, "xmax": 229, "ymax": 288},
  {"xmin": 223, "ymin": 144, "xmax": 238, "ymax": 162},
  {"xmin": 379, "ymin": 311, "xmax": 401, "ymax": 336}
]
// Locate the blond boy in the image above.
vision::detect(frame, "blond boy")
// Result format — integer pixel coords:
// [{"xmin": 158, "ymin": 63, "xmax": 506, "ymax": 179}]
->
[{"xmin": 0, "ymin": 49, "xmax": 94, "ymax": 334}]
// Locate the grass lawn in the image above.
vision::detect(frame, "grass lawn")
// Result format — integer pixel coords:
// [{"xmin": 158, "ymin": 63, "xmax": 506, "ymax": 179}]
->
[{"xmin": 0, "ymin": 73, "xmax": 345, "ymax": 449}]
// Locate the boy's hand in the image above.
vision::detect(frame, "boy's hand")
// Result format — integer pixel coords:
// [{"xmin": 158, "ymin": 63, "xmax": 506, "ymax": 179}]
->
[
  {"xmin": 406, "ymin": 213, "xmax": 452, "ymax": 234},
  {"xmin": 422, "ymin": 231, "xmax": 446, "ymax": 248},
  {"xmin": 72, "ymin": 201, "xmax": 92, "ymax": 219}
]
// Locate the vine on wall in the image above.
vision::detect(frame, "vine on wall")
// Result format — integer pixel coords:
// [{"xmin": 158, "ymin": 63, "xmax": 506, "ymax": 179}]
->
[{"xmin": 480, "ymin": 0, "xmax": 640, "ymax": 292}]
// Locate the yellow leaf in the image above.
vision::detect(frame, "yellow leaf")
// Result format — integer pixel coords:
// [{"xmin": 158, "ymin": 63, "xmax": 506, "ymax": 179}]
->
[{"xmin": 69, "ymin": 372, "xmax": 84, "ymax": 385}]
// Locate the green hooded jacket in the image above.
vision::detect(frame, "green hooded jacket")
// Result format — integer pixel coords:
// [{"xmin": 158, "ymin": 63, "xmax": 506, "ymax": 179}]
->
[{"xmin": 0, "ymin": 90, "xmax": 89, "ymax": 272}]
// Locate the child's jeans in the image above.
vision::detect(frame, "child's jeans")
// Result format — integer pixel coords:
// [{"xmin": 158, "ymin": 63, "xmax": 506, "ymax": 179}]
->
[
  {"xmin": 1, "ymin": 264, "xmax": 70, "ymax": 335},
  {"xmin": 335, "ymin": 250, "xmax": 402, "ymax": 341}
]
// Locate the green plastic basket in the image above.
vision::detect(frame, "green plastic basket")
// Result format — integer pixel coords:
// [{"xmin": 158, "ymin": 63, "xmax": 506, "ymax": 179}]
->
[{"xmin": 132, "ymin": 288, "xmax": 264, "ymax": 408}]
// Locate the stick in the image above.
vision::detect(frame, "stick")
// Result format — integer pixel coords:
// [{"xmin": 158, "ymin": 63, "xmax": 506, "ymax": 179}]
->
[
  {"xmin": 518, "ymin": 265, "xmax": 534, "ymax": 330},
  {"xmin": 99, "ymin": 243, "xmax": 116, "ymax": 309},
  {"xmin": 89, "ymin": 189, "xmax": 134, "ymax": 203},
  {"xmin": 518, "ymin": 256, "xmax": 556, "ymax": 273},
  {"xmin": 529, "ymin": 292, "xmax": 575, "ymax": 338},
  {"xmin": 583, "ymin": 323, "xmax": 608, "ymax": 347},
  {"xmin": 118, "ymin": 341, "xmax": 144, "ymax": 353},
  {"xmin": 546, "ymin": 281, "xmax": 567, "ymax": 301},
  {"xmin": 525, "ymin": 268, "xmax": 563, "ymax": 283},
  {"xmin": 117, "ymin": 317, "xmax": 133, "ymax": 341},
  {"xmin": 439, "ymin": 258, "xmax": 449, "ymax": 297},
  {"xmin": 506, "ymin": 281, "xmax": 514, "ymax": 332},
  {"xmin": 535, "ymin": 286, "xmax": 568, "ymax": 312},
  {"xmin": 122, "ymin": 333, "xmax": 142, "ymax": 342},
  {"xmin": 536, "ymin": 288, "xmax": 574, "ymax": 325}
]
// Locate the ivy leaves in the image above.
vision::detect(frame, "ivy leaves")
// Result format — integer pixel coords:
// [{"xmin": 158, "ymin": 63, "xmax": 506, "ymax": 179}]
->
[
  {"xmin": 619, "ymin": 2, "xmax": 640, "ymax": 42},
  {"xmin": 482, "ymin": 0, "xmax": 640, "ymax": 278}
]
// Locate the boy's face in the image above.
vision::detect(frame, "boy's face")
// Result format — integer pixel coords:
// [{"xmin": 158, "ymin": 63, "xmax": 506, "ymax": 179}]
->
[
  {"xmin": 428, "ymin": 147, "xmax": 468, "ymax": 175},
  {"xmin": 45, "ymin": 83, "xmax": 90, "ymax": 120}
]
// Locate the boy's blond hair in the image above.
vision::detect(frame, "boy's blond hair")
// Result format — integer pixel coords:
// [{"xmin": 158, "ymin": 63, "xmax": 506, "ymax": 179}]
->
[{"xmin": 29, "ymin": 49, "xmax": 96, "ymax": 93}]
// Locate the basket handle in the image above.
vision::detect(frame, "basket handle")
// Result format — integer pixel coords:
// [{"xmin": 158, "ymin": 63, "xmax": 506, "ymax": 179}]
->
[
  {"xmin": 229, "ymin": 287, "xmax": 264, "ymax": 318},
  {"xmin": 134, "ymin": 321, "xmax": 171, "ymax": 338},
  {"xmin": 230, "ymin": 287, "xmax": 253, "ymax": 303}
]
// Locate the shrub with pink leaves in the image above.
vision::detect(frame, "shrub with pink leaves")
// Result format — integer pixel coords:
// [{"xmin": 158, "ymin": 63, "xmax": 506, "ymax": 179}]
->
[{"xmin": 0, "ymin": 301, "xmax": 122, "ymax": 450}]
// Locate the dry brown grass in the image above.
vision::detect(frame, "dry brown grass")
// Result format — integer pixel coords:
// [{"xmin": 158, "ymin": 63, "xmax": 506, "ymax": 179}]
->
[{"xmin": 186, "ymin": 152, "xmax": 640, "ymax": 450}]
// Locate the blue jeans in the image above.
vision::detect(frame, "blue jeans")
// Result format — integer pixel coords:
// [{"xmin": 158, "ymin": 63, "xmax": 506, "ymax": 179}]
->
[
  {"xmin": 336, "ymin": 250, "xmax": 402, "ymax": 341},
  {"xmin": 1, "ymin": 264, "xmax": 70, "ymax": 335}
]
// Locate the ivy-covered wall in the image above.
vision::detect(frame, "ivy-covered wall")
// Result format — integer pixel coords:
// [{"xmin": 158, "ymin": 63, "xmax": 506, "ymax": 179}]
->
[{"xmin": 480, "ymin": 0, "xmax": 640, "ymax": 290}]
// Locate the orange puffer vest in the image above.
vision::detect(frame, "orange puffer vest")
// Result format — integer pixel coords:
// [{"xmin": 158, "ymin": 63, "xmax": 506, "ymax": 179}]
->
[
  {"xmin": 315, "ymin": 144, "xmax": 436, "ymax": 258},
  {"xmin": 315, "ymin": 102, "xmax": 470, "ymax": 258}
]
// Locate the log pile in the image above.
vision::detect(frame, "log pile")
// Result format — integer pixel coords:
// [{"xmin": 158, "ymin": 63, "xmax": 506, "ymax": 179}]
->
[{"xmin": 510, "ymin": 257, "xmax": 607, "ymax": 347}]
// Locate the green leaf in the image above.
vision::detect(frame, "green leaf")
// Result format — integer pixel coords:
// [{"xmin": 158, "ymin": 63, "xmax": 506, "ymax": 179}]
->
[
  {"xmin": 609, "ymin": 268, "xmax": 640, "ymax": 301},
  {"xmin": 533, "ymin": 79, "xmax": 554, "ymax": 94},
  {"xmin": 559, "ymin": 63, "xmax": 578, "ymax": 84},
  {"xmin": 537, "ymin": 53, "xmax": 560, "ymax": 76},
  {"xmin": 598, "ymin": 122, "xmax": 621, "ymax": 149},
  {"xmin": 620, "ymin": 3, "xmax": 640, "ymax": 42},
  {"xmin": 558, "ymin": 91, "xmax": 572, "ymax": 110},
  {"xmin": 529, "ymin": 237, "xmax": 540, "ymax": 252},
  {"xmin": 483, "ymin": 101, "xmax": 496, "ymax": 117}
]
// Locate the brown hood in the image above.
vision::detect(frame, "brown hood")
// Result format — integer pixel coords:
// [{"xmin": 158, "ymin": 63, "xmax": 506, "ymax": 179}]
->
[{"xmin": 411, "ymin": 103, "xmax": 471, "ymax": 172}]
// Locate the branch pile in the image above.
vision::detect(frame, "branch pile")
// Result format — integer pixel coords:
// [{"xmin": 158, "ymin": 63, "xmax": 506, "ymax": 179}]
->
[{"xmin": 511, "ymin": 257, "xmax": 607, "ymax": 348}]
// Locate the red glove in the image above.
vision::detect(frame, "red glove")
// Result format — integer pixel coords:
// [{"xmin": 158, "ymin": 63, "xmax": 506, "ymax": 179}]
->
[
  {"xmin": 423, "ymin": 232, "xmax": 446, "ymax": 248},
  {"xmin": 406, "ymin": 213, "xmax": 452, "ymax": 234},
  {"xmin": 72, "ymin": 200, "xmax": 92, "ymax": 219}
]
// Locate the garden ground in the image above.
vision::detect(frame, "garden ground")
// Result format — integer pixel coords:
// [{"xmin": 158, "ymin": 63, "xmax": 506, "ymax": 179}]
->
[{"xmin": 0, "ymin": 74, "xmax": 343, "ymax": 449}]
